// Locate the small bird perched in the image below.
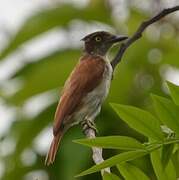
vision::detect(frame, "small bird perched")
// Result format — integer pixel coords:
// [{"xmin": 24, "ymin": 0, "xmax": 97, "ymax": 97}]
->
[{"xmin": 45, "ymin": 31, "xmax": 128, "ymax": 165}]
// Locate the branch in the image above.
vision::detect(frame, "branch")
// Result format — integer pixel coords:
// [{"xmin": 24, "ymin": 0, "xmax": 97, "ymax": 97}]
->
[
  {"xmin": 82, "ymin": 123, "xmax": 110, "ymax": 175},
  {"xmin": 111, "ymin": 5, "xmax": 179, "ymax": 69}
]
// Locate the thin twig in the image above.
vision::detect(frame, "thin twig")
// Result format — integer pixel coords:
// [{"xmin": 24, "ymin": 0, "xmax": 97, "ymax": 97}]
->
[
  {"xmin": 82, "ymin": 123, "xmax": 110, "ymax": 175},
  {"xmin": 111, "ymin": 5, "xmax": 179, "ymax": 69}
]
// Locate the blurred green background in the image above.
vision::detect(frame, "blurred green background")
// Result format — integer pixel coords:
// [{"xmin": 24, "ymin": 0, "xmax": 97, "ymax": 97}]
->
[{"xmin": 0, "ymin": 0, "xmax": 179, "ymax": 179}]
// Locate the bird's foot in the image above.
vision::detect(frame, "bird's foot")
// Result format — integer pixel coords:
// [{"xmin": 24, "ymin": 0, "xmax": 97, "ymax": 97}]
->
[{"xmin": 81, "ymin": 119, "xmax": 98, "ymax": 134}]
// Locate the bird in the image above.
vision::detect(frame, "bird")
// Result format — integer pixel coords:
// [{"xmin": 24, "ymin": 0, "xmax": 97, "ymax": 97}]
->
[{"xmin": 45, "ymin": 31, "xmax": 128, "ymax": 165}]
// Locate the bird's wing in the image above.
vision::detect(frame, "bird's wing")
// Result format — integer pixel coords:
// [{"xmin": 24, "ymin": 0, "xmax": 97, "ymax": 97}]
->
[{"xmin": 53, "ymin": 55, "xmax": 105, "ymax": 135}]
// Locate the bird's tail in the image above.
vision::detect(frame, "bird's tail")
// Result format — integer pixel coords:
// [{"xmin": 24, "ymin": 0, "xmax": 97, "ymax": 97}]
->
[{"xmin": 45, "ymin": 131, "xmax": 63, "ymax": 165}]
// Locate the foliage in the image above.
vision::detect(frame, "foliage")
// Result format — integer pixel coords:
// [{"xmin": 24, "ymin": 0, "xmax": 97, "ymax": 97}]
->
[{"xmin": 75, "ymin": 82, "xmax": 179, "ymax": 179}]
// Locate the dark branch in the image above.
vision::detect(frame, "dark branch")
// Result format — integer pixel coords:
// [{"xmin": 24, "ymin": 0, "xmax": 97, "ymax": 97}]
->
[{"xmin": 111, "ymin": 5, "xmax": 179, "ymax": 69}]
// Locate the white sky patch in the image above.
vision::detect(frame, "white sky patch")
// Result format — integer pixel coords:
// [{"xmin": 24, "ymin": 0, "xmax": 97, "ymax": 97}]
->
[
  {"xmin": 59, "ymin": 0, "xmax": 89, "ymax": 8},
  {"xmin": 0, "ymin": 77, "xmax": 24, "ymax": 96},
  {"xmin": 0, "ymin": 100, "xmax": 16, "ymax": 136},
  {"xmin": 21, "ymin": 148, "xmax": 37, "ymax": 166},
  {"xmin": 24, "ymin": 170, "xmax": 49, "ymax": 180},
  {"xmin": 160, "ymin": 65, "xmax": 179, "ymax": 93},
  {"xmin": 163, "ymin": 65, "xmax": 179, "ymax": 86},
  {"xmin": 33, "ymin": 127, "xmax": 52, "ymax": 155},
  {"xmin": 22, "ymin": 28, "xmax": 69, "ymax": 62},
  {"xmin": 22, "ymin": 90, "xmax": 58, "ymax": 119},
  {"xmin": 0, "ymin": 137, "xmax": 16, "ymax": 156},
  {"xmin": 109, "ymin": 0, "xmax": 129, "ymax": 23},
  {"xmin": 0, "ymin": 0, "xmax": 52, "ymax": 32},
  {"xmin": 148, "ymin": 48, "xmax": 162, "ymax": 64},
  {"xmin": 146, "ymin": 25, "xmax": 161, "ymax": 42},
  {"xmin": 0, "ymin": 52, "xmax": 26, "ymax": 82},
  {"xmin": 164, "ymin": 0, "xmax": 179, "ymax": 8}
]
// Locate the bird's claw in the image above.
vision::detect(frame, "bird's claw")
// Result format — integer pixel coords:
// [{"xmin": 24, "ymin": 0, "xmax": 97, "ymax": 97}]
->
[{"xmin": 81, "ymin": 119, "xmax": 98, "ymax": 134}]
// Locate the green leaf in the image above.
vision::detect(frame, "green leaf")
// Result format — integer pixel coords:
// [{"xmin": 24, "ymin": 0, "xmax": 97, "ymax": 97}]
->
[
  {"xmin": 75, "ymin": 150, "xmax": 147, "ymax": 177},
  {"xmin": 103, "ymin": 172, "xmax": 121, "ymax": 180},
  {"xmin": 167, "ymin": 81, "xmax": 179, "ymax": 106},
  {"xmin": 0, "ymin": 1, "xmax": 111, "ymax": 60},
  {"xmin": 110, "ymin": 103, "xmax": 164, "ymax": 141},
  {"xmin": 165, "ymin": 160, "xmax": 177, "ymax": 180},
  {"xmin": 161, "ymin": 144, "xmax": 174, "ymax": 168},
  {"xmin": 74, "ymin": 136, "xmax": 145, "ymax": 150},
  {"xmin": 150, "ymin": 149, "xmax": 176, "ymax": 180},
  {"xmin": 117, "ymin": 162, "xmax": 150, "ymax": 180},
  {"xmin": 151, "ymin": 94, "xmax": 179, "ymax": 137},
  {"xmin": 150, "ymin": 149, "xmax": 169, "ymax": 180}
]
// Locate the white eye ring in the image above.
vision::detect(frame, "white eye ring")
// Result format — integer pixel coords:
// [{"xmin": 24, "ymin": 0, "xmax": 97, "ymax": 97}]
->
[{"xmin": 95, "ymin": 36, "xmax": 101, "ymax": 42}]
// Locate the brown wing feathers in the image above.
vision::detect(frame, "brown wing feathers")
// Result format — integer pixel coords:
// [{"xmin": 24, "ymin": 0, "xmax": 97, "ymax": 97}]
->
[
  {"xmin": 45, "ymin": 55, "xmax": 105, "ymax": 165},
  {"xmin": 53, "ymin": 55, "xmax": 105, "ymax": 135}
]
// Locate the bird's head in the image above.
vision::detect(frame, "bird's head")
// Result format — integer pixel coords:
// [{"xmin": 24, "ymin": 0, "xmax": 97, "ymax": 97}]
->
[{"xmin": 81, "ymin": 31, "xmax": 128, "ymax": 56}]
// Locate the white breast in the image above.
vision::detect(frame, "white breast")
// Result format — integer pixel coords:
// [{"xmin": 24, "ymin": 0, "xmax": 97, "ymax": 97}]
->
[{"xmin": 93, "ymin": 59, "xmax": 113, "ymax": 102}]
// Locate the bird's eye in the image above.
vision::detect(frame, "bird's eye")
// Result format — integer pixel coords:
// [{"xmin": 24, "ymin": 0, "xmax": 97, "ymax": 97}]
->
[{"xmin": 95, "ymin": 36, "xmax": 102, "ymax": 42}]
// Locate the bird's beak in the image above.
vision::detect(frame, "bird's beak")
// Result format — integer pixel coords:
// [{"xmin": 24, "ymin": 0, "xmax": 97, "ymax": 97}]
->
[{"xmin": 108, "ymin": 35, "xmax": 128, "ymax": 43}]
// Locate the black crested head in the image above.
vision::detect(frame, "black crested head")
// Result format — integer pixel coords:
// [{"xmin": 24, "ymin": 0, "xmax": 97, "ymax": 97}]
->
[{"xmin": 81, "ymin": 31, "xmax": 128, "ymax": 56}]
